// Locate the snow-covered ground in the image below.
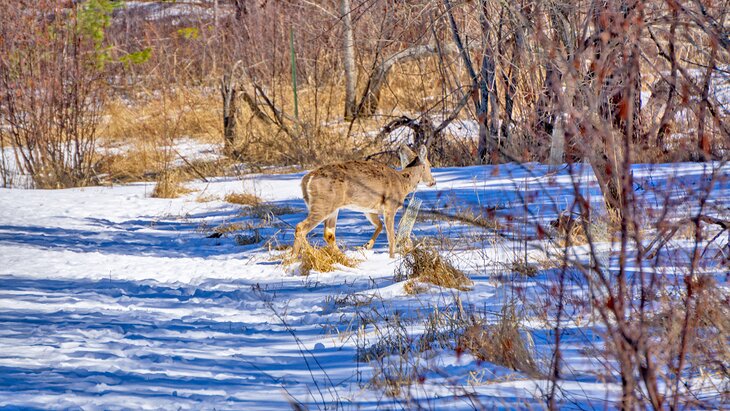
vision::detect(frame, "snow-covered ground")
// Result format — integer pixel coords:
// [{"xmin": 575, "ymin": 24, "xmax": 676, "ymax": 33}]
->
[
  {"xmin": 99, "ymin": 137, "xmax": 223, "ymax": 167},
  {"xmin": 2, "ymin": 138, "xmax": 224, "ymax": 189},
  {"xmin": 0, "ymin": 162, "xmax": 727, "ymax": 409}
]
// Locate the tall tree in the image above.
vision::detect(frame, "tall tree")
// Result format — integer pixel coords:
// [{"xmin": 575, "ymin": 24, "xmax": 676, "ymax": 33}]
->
[
  {"xmin": 444, "ymin": 0, "xmax": 498, "ymax": 164},
  {"xmin": 586, "ymin": 0, "xmax": 644, "ymax": 217},
  {"xmin": 341, "ymin": 0, "xmax": 358, "ymax": 120}
]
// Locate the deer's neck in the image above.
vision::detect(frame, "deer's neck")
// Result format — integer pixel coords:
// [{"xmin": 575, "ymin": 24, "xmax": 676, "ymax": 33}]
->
[{"xmin": 398, "ymin": 166, "xmax": 422, "ymax": 194}]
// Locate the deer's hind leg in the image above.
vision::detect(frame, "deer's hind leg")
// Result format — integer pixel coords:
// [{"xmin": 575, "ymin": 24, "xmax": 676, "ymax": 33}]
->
[
  {"xmin": 323, "ymin": 210, "xmax": 339, "ymax": 249},
  {"xmin": 363, "ymin": 213, "xmax": 383, "ymax": 250},
  {"xmin": 293, "ymin": 209, "xmax": 330, "ymax": 256}
]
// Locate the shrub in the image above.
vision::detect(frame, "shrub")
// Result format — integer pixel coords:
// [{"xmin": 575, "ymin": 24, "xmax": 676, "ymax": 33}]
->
[
  {"xmin": 396, "ymin": 244, "xmax": 473, "ymax": 293},
  {"xmin": 0, "ymin": 2, "xmax": 115, "ymax": 188},
  {"xmin": 457, "ymin": 305, "xmax": 541, "ymax": 377},
  {"xmin": 151, "ymin": 170, "xmax": 191, "ymax": 198}
]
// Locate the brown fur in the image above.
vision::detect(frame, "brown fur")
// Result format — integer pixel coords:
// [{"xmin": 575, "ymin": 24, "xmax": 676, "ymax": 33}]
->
[{"xmin": 293, "ymin": 145, "xmax": 435, "ymax": 258}]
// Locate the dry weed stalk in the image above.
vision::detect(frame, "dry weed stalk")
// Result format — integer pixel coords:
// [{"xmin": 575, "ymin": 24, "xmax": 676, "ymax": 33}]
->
[
  {"xmin": 151, "ymin": 170, "xmax": 191, "ymax": 198},
  {"xmin": 457, "ymin": 305, "xmax": 540, "ymax": 377},
  {"xmin": 396, "ymin": 244, "xmax": 473, "ymax": 293},
  {"xmin": 224, "ymin": 192, "xmax": 263, "ymax": 206},
  {"xmin": 284, "ymin": 243, "xmax": 359, "ymax": 276}
]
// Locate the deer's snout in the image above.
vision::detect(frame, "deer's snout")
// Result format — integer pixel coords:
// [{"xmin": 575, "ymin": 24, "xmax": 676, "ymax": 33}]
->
[{"xmin": 426, "ymin": 180, "xmax": 436, "ymax": 187}]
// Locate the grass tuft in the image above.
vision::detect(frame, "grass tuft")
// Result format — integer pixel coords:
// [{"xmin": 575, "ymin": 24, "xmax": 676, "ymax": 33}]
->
[
  {"xmin": 396, "ymin": 244, "xmax": 472, "ymax": 293},
  {"xmin": 285, "ymin": 243, "xmax": 359, "ymax": 276},
  {"xmin": 234, "ymin": 231, "xmax": 263, "ymax": 245},
  {"xmin": 240, "ymin": 203, "xmax": 300, "ymax": 220},
  {"xmin": 195, "ymin": 193, "xmax": 219, "ymax": 203},
  {"xmin": 211, "ymin": 222, "xmax": 246, "ymax": 236},
  {"xmin": 457, "ymin": 305, "xmax": 541, "ymax": 377},
  {"xmin": 225, "ymin": 192, "xmax": 263, "ymax": 206},
  {"xmin": 151, "ymin": 170, "xmax": 191, "ymax": 198},
  {"xmin": 510, "ymin": 260, "xmax": 539, "ymax": 277}
]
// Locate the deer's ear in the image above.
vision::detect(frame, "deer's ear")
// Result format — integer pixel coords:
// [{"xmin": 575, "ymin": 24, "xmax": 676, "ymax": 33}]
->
[
  {"xmin": 399, "ymin": 145, "xmax": 415, "ymax": 168},
  {"xmin": 418, "ymin": 144, "xmax": 428, "ymax": 160}
]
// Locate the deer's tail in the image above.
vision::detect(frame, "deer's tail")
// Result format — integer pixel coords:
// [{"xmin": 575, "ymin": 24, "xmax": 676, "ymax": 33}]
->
[{"xmin": 301, "ymin": 173, "xmax": 312, "ymax": 209}]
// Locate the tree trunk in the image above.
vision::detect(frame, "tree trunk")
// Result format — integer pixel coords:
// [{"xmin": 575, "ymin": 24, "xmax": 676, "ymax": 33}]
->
[
  {"xmin": 548, "ymin": 114, "xmax": 565, "ymax": 165},
  {"xmin": 212, "ymin": 0, "xmax": 218, "ymax": 75},
  {"xmin": 221, "ymin": 73, "xmax": 238, "ymax": 157},
  {"xmin": 341, "ymin": 0, "xmax": 357, "ymax": 120},
  {"xmin": 589, "ymin": 140, "xmax": 625, "ymax": 214},
  {"xmin": 501, "ymin": 20, "xmax": 522, "ymax": 141},
  {"xmin": 477, "ymin": 0, "xmax": 498, "ymax": 163},
  {"xmin": 538, "ymin": 1, "xmax": 576, "ymax": 161},
  {"xmin": 697, "ymin": 45, "xmax": 717, "ymax": 160},
  {"xmin": 549, "ymin": 67, "xmax": 576, "ymax": 166},
  {"xmin": 585, "ymin": 0, "xmax": 643, "ymax": 219}
]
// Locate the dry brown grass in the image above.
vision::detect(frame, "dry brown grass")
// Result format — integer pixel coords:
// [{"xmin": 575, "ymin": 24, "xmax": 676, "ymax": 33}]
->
[
  {"xmin": 457, "ymin": 306, "xmax": 541, "ymax": 377},
  {"xmin": 284, "ymin": 243, "xmax": 359, "ymax": 276},
  {"xmin": 211, "ymin": 222, "xmax": 246, "ymax": 236},
  {"xmin": 509, "ymin": 260, "xmax": 539, "ymax": 277},
  {"xmin": 648, "ymin": 280, "xmax": 730, "ymax": 379},
  {"xmin": 195, "ymin": 193, "xmax": 219, "ymax": 203},
  {"xmin": 101, "ymin": 91, "xmax": 221, "ymax": 145},
  {"xmin": 96, "ymin": 145, "xmax": 166, "ymax": 182},
  {"xmin": 181, "ymin": 158, "xmax": 232, "ymax": 179},
  {"xmin": 551, "ymin": 212, "xmax": 588, "ymax": 245},
  {"xmin": 373, "ymin": 56, "xmax": 448, "ymax": 113},
  {"xmin": 151, "ymin": 169, "xmax": 191, "ymax": 198},
  {"xmin": 232, "ymin": 111, "xmax": 361, "ymax": 167},
  {"xmin": 240, "ymin": 202, "xmax": 300, "ymax": 221},
  {"xmin": 396, "ymin": 244, "xmax": 473, "ymax": 293},
  {"xmin": 97, "ymin": 150, "xmax": 231, "ymax": 184},
  {"xmin": 371, "ymin": 372, "xmax": 418, "ymax": 399},
  {"xmin": 551, "ymin": 211, "xmax": 615, "ymax": 246},
  {"xmin": 224, "ymin": 192, "xmax": 262, "ymax": 206},
  {"xmin": 403, "ymin": 280, "xmax": 429, "ymax": 295},
  {"xmin": 95, "ymin": 90, "xmax": 225, "ymax": 183},
  {"xmin": 94, "ymin": 61, "xmax": 475, "ymax": 183}
]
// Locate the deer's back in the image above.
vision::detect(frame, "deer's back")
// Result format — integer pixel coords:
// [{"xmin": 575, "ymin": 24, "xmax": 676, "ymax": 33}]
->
[{"xmin": 302, "ymin": 161, "xmax": 404, "ymax": 212}]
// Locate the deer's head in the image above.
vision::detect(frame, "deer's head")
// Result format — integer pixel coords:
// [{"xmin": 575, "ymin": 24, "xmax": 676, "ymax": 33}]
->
[{"xmin": 399, "ymin": 144, "xmax": 436, "ymax": 187}]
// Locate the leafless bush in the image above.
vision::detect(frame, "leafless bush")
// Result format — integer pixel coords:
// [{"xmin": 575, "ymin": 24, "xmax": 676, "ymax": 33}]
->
[
  {"xmin": 358, "ymin": 296, "xmax": 541, "ymax": 406},
  {"xmin": 457, "ymin": 304, "xmax": 541, "ymax": 377},
  {"xmin": 0, "ymin": 1, "xmax": 113, "ymax": 188}
]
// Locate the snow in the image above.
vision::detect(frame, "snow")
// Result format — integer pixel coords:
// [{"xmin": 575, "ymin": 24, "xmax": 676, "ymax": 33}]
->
[
  {"xmin": 122, "ymin": 1, "xmax": 228, "ymax": 22},
  {"xmin": 0, "ymin": 162, "xmax": 727, "ymax": 409},
  {"xmin": 99, "ymin": 137, "xmax": 223, "ymax": 167}
]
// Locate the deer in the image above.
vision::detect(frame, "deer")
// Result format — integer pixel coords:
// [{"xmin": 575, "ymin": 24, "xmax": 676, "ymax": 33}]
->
[{"xmin": 292, "ymin": 145, "xmax": 436, "ymax": 259}]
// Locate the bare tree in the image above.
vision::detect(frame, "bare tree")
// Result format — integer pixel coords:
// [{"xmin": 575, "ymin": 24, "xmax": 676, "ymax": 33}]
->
[
  {"xmin": 342, "ymin": 0, "xmax": 358, "ymax": 120},
  {"xmin": 221, "ymin": 68, "xmax": 240, "ymax": 157}
]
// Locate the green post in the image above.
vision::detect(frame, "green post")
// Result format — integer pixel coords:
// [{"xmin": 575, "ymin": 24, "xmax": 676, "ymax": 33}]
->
[{"xmin": 290, "ymin": 27, "xmax": 299, "ymax": 124}]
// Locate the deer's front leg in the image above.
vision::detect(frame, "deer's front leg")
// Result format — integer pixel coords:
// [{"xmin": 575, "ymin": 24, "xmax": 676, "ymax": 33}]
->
[
  {"xmin": 384, "ymin": 212, "xmax": 396, "ymax": 258},
  {"xmin": 293, "ymin": 212, "xmax": 328, "ymax": 257}
]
